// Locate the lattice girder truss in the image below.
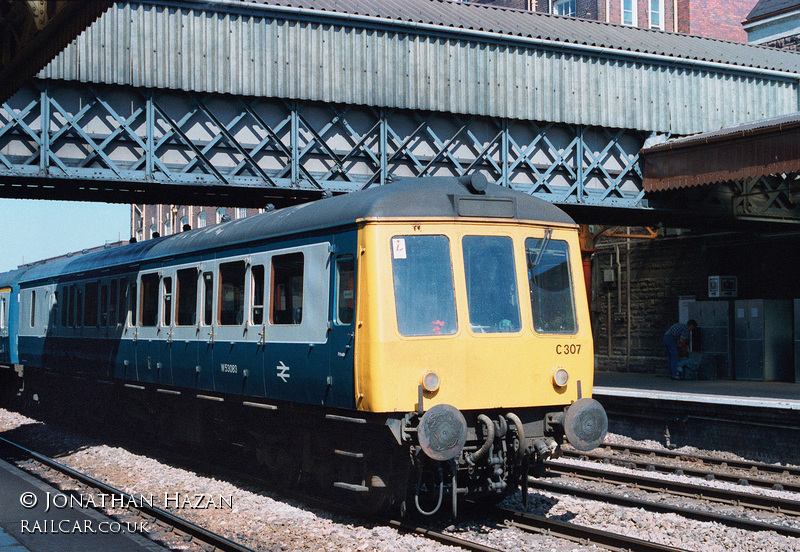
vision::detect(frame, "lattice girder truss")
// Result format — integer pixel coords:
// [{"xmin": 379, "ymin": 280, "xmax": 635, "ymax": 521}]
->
[{"xmin": 0, "ymin": 79, "xmax": 646, "ymax": 207}]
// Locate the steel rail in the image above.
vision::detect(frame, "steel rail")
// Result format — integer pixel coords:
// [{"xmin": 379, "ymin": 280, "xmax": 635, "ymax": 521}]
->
[
  {"xmin": 562, "ymin": 448, "xmax": 800, "ymax": 492},
  {"xmin": 494, "ymin": 507, "xmax": 693, "ymax": 552},
  {"xmin": 528, "ymin": 477, "xmax": 800, "ymax": 539},
  {"xmin": 585, "ymin": 443, "xmax": 800, "ymax": 478},
  {"xmin": 0, "ymin": 436, "xmax": 256, "ymax": 552},
  {"xmin": 544, "ymin": 460, "xmax": 800, "ymax": 516},
  {"xmin": 387, "ymin": 520, "xmax": 504, "ymax": 552}
]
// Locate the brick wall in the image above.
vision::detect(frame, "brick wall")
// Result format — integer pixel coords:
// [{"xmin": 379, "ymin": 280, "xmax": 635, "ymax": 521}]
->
[
  {"xmin": 593, "ymin": 231, "xmax": 800, "ymax": 375},
  {"xmin": 686, "ymin": 0, "xmax": 756, "ymax": 42}
]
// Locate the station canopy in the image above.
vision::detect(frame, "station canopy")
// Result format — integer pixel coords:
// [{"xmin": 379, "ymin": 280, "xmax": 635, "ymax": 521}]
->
[{"xmin": 641, "ymin": 113, "xmax": 800, "ymax": 225}]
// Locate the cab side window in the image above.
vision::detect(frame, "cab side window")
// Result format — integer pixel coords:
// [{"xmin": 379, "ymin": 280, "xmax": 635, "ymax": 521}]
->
[{"xmin": 335, "ymin": 256, "xmax": 354, "ymax": 325}]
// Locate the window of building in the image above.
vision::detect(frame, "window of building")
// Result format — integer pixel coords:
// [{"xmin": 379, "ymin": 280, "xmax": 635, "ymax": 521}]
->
[
  {"xmin": 216, "ymin": 207, "xmax": 226, "ymax": 224},
  {"xmin": 180, "ymin": 215, "xmax": 189, "ymax": 230},
  {"xmin": 162, "ymin": 277, "xmax": 173, "ymax": 326},
  {"xmin": 219, "ymin": 261, "xmax": 246, "ymax": 325},
  {"xmin": 197, "ymin": 211, "xmax": 207, "ymax": 228},
  {"xmin": 554, "ymin": 0, "xmax": 576, "ymax": 17},
  {"xmin": 621, "ymin": 0, "xmax": 636, "ymax": 25},
  {"xmin": 251, "ymin": 265, "xmax": 265, "ymax": 325},
  {"xmin": 335, "ymin": 256, "xmax": 355, "ymax": 325},
  {"xmin": 391, "ymin": 235, "xmax": 457, "ymax": 337},
  {"xmin": 150, "ymin": 224, "xmax": 157, "ymax": 239},
  {"xmin": 649, "ymin": 0, "xmax": 663, "ymax": 29},
  {"xmin": 236, "ymin": 207, "xmax": 247, "ymax": 219},
  {"xmin": 176, "ymin": 268, "xmax": 198, "ymax": 326},
  {"xmin": 140, "ymin": 274, "xmax": 159, "ymax": 326},
  {"xmin": 271, "ymin": 253, "xmax": 304, "ymax": 325},
  {"xmin": 526, "ymin": 238, "xmax": 577, "ymax": 334},
  {"xmin": 164, "ymin": 220, "xmax": 171, "ymax": 236}
]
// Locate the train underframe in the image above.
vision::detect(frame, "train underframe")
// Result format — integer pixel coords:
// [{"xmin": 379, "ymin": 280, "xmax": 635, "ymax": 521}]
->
[{"xmin": 0, "ymin": 364, "xmax": 606, "ymax": 517}]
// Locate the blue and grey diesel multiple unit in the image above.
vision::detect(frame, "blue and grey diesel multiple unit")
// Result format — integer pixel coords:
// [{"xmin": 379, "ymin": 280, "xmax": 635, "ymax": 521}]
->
[{"xmin": 0, "ymin": 176, "xmax": 607, "ymax": 516}]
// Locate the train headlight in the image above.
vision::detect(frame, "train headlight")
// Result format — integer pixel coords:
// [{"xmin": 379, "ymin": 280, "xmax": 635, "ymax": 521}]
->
[
  {"xmin": 553, "ymin": 368, "xmax": 569, "ymax": 387},
  {"xmin": 422, "ymin": 372, "xmax": 440, "ymax": 393}
]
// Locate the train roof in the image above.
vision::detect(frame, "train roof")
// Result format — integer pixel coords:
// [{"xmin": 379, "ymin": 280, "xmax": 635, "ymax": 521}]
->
[{"xmin": 15, "ymin": 177, "xmax": 574, "ymax": 284}]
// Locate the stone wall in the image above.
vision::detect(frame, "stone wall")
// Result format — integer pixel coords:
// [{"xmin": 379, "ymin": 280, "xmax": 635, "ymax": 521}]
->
[{"xmin": 592, "ymin": 230, "xmax": 800, "ymax": 375}]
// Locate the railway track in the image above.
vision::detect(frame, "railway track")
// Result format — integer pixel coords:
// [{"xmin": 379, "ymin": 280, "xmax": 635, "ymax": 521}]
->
[
  {"xmin": 544, "ymin": 459, "xmax": 800, "ymax": 516},
  {"xmin": 390, "ymin": 508, "xmax": 693, "ymax": 552},
  {"xmin": 528, "ymin": 476, "xmax": 800, "ymax": 539},
  {"xmin": 563, "ymin": 443, "xmax": 800, "ymax": 491},
  {"xmin": 0, "ymin": 436, "xmax": 256, "ymax": 552}
]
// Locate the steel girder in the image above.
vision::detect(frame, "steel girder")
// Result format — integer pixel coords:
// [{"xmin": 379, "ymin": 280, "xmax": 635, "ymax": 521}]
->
[{"xmin": 0, "ymin": 79, "xmax": 646, "ymax": 208}]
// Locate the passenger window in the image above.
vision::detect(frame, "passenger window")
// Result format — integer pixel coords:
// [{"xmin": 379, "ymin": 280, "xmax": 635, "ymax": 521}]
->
[
  {"xmin": 100, "ymin": 284, "xmax": 109, "ymax": 326},
  {"xmin": 391, "ymin": 235, "xmax": 457, "ymax": 337},
  {"xmin": 335, "ymin": 256, "xmax": 354, "ymax": 325},
  {"xmin": 76, "ymin": 287, "xmax": 83, "ymax": 327},
  {"xmin": 219, "ymin": 261, "xmax": 246, "ymax": 325},
  {"xmin": 1, "ymin": 298, "xmax": 5, "ymax": 329},
  {"xmin": 109, "ymin": 280, "xmax": 118, "ymax": 326},
  {"xmin": 127, "ymin": 280, "xmax": 136, "ymax": 326},
  {"xmin": 251, "ymin": 265, "xmax": 265, "ymax": 325},
  {"xmin": 176, "ymin": 268, "xmax": 198, "ymax": 326},
  {"xmin": 162, "ymin": 277, "xmax": 173, "ymax": 326},
  {"xmin": 463, "ymin": 236, "xmax": 521, "ymax": 333},
  {"xmin": 61, "ymin": 288, "xmax": 69, "ymax": 327},
  {"xmin": 84, "ymin": 282, "xmax": 99, "ymax": 327},
  {"xmin": 140, "ymin": 274, "xmax": 159, "ymax": 327},
  {"xmin": 202, "ymin": 272, "xmax": 214, "ymax": 326},
  {"xmin": 526, "ymin": 238, "xmax": 577, "ymax": 334},
  {"xmin": 271, "ymin": 253, "xmax": 303, "ymax": 325},
  {"xmin": 30, "ymin": 290, "xmax": 36, "ymax": 327},
  {"xmin": 51, "ymin": 291, "xmax": 58, "ymax": 328},
  {"xmin": 69, "ymin": 286, "xmax": 76, "ymax": 327}
]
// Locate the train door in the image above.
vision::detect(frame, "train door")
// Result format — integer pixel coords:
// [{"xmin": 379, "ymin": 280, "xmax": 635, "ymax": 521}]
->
[
  {"xmin": 211, "ymin": 257, "xmax": 249, "ymax": 395},
  {"xmin": 196, "ymin": 262, "xmax": 217, "ymax": 391},
  {"xmin": 260, "ymin": 243, "xmax": 332, "ymax": 404},
  {"xmin": 135, "ymin": 271, "xmax": 162, "ymax": 383},
  {"xmin": 169, "ymin": 265, "xmax": 201, "ymax": 388},
  {"xmin": 327, "ymin": 233, "xmax": 358, "ymax": 408},
  {"xmin": 243, "ymin": 254, "xmax": 268, "ymax": 398},
  {"xmin": 0, "ymin": 287, "xmax": 10, "ymax": 363},
  {"xmin": 156, "ymin": 269, "xmax": 175, "ymax": 385}
]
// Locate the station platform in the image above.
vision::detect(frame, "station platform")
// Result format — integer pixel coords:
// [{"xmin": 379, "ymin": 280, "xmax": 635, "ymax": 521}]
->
[
  {"xmin": 594, "ymin": 371, "xmax": 800, "ymax": 410},
  {"xmin": 590, "ymin": 371, "xmax": 800, "ymax": 463},
  {"xmin": 0, "ymin": 458, "xmax": 164, "ymax": 552}
]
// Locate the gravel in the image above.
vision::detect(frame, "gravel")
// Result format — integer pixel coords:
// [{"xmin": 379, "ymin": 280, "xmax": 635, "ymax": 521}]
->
[{"xmin": 2, "ymin": 407, "xmax": 800, "ymax": 551}]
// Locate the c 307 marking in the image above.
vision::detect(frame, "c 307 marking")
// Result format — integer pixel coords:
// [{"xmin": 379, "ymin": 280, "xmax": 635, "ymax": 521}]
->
[{"xmin": 556, "ymin": 344, "xmax": 581, "ymax": 355}]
